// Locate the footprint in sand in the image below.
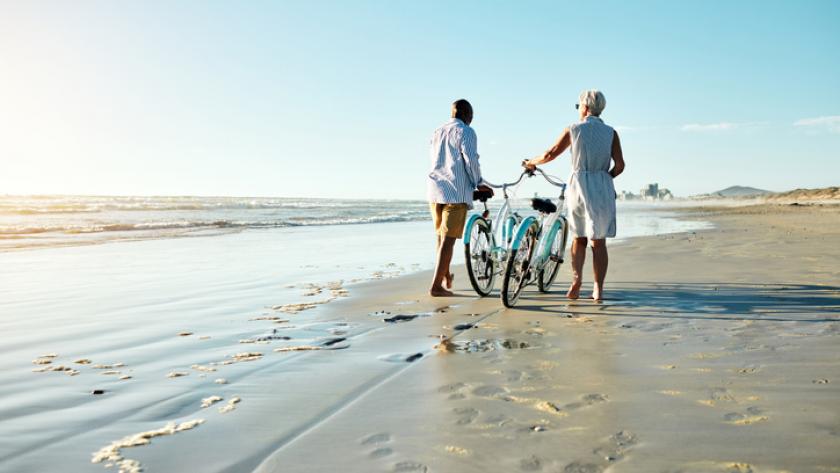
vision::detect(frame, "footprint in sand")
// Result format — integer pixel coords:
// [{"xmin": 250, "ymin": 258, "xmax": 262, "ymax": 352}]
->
[
  {"xmin": 369, "ymin": 447, "xmax": 393, "ymax": 459},
  {"xmin": 453, "ymin": 407, "xmax": 479, "ymax": 425},
  {"xmin": 520, "ymin": 454, "xmax": 543, "ymax": 471},
  {"xmin": 393, "ymin": 461, "xmax": 428, "ymax": 472},
  {"xmin": 361, "ymin": 433, "xmax": 391, "ymax": 445},
  {"xmin": 724, "ymin": 406, "xmax": 768, "ymax": 425},
  {"xmin": 593, "ymin": 430, "xmax": 638, "ymax": 462},
  {"xmin": 505, "ymin": 370, "xmax": 524, "ymax": 382},
  {"xmin": 361, "ymin": 432, "xmax": 394, "ymax": 459},
  {"xmin": 535, "ymin": 393, "xmax": 608, "ymax": 416},
  {"xmin": 472, "ymin": 385, "xmax": 508, "ymax": 398},
  {"xmin": 563, "ymin": 462, "xmax": 603, "ymax": 473},
  {"xmin": 438, "ymin": 382, "xmax": 468, "ymax": 400}
]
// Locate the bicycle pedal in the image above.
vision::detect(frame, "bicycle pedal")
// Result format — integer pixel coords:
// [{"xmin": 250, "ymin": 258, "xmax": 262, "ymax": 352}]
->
[{"xmin": 550, "ymin": 255, "xmax": 564, "ymax": 263}]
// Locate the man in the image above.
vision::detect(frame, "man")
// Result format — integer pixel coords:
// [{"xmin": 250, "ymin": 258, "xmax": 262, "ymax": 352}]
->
[{"xmin": 427, "ymin": 99, "xmax": 493, "ymax": 297}]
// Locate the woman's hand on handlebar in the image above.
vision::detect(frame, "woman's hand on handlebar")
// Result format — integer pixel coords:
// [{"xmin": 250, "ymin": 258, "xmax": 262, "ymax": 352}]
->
[
  {"xmin": 521, "ymin": 159, "xmax": 537, "ymax": 173},
  {"xmin": 477, "ymin": 184, "xmax": 495, "ymax": 197}
]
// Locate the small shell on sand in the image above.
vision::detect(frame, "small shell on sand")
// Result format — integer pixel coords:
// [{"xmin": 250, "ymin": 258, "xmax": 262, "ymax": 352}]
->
[
  {"xmin": 534, "ymin": 401, "xmax": 568, "ymax": 416},
  {"xmin": 35, "ymin": 365, "xmax": 80, "ymax": 376},
  {"xmin": 231, "ymin": 352, "xmax": 263, "ymax": 362},
  {"xmin": 178, "ymin": 332, "xmax": 193, "ymax": 337},
  {"xmin": 219, "ymin": 396, "xmax": 241, "ymax": 413},
  {"xmin": 191, "ymin": 364, "xmax": 216, "ymax": 372},
  {"xmin": 444, "ymin": 445, "xmax": 471, "ymax": 456},
  {"xmin": 199, "ymin": 335, "xmax": 211, "ymax": 340},
  {"xmin": 93, "ymin": 363, "xmax": 123, "ymax": 370},
  {"xmin": 75, "ymin": 359, "xmax": 92, "ymax": 365},
  {"xmin": 272, "ymin": 302, "xmax": 323, "ymax": 314},
  {"xmin": 32, "ymin": 357, "xmax": 54, "ymax": 365},
  {"xmin": 249, "ymin": 315, "xmax": 289, "ymax": 322},
  {"xmin": 101, "ymin": 370, "xmax": 121, "ymax": 376},
  {"xmin": 91, "ymin": 419, "xmax": 204, "ymax": 472},
  {"xmin": 166, "ymin": 371, "xmax": 189, "ymax": 378},
  {"xmin": 201, "ymin": 396, "xmax": 223, "ymax": 408},
  {"xmin": 214, "ymin": 378, "xmax": 228, "ymax": 384},
  {"xmin": 119, "ymin": 375, "xmax": 132, "ymax": 380},
  {"xmin": 274, "ymin": 346, "xmax": 321, "ymax": 352}
]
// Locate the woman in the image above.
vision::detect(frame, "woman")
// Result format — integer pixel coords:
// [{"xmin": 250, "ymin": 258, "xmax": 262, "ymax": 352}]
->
[{"xmin": 523, "ymin": 90, "xmax": 625, "ymax": 301}]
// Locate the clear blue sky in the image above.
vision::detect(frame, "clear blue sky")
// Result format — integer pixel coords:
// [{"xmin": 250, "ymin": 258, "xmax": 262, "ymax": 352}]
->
[{"xmin": 1, "ymin": 1, "xmax": 838, "ymax": 198}]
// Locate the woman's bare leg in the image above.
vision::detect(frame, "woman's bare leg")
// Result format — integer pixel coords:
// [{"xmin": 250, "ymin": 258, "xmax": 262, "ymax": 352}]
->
[
  {"xmin": 591, "ymin": 239, "xmax": 608, "ymax": 301},
  {"xmin": 566, "ymin": 237, "xmax": 587, "ymax": 299}
]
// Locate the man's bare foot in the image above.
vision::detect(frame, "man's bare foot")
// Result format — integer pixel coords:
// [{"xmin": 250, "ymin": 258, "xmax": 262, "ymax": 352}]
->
[
  {"xmin": 566, "ymin": 280, "xmax": 581, "ymax": 300},
  {"xmin": 430, "ymin": 287, "xmax": 454, "ymax": 297},
  {"xmin": 444, "ymin": 272, "xmax": 454, "ymax": 289}
]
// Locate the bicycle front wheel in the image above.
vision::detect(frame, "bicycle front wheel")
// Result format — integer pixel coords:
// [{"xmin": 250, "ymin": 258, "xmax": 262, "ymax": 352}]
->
[
  {"xmin": 501, "ymin": 221, "xmax": 539, "ymax": 308},
  {"xmin": 465, "ymin": 217, "xmax": 496, "ymax": 296}
]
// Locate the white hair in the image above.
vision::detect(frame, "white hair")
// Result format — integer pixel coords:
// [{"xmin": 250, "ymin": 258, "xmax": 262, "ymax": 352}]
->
[{"xmin": 579, "ymin": 89, "xmax": 606, "ymax": 116}]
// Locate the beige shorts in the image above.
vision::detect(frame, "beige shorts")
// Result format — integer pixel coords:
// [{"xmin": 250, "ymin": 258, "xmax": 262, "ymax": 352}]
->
[{"xmin": 429, "ymin": 203, "xmax": 468, "ymax": 238}]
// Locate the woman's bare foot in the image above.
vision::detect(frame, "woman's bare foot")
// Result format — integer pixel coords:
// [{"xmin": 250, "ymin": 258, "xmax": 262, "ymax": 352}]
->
[
  {"xmin": 430, "ymin": 286, "xmax": 454, "ymax": 297},
  {"xmin": 444, "ymin": 272, "xmax": 454, "ymax": 289},
  {"xmin": 566, "ymin": 279, "xmax": 581, "ymax": 300},
  {"xmin": 592, "ymin": 284, "xmax": 603, "ymax": 302}
]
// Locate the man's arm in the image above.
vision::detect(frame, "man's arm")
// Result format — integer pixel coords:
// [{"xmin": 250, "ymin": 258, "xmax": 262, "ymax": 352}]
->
[
  {"xmin": 461, "ymin": 127, "xmax": 484, "ymax": 187},
  {"xmin": 609, "ymin": 130, "xmax": 625, "ymax": 178},
  {"xmin": 524, "ymin": 128, "xmax": 571, "ymax": 169}
]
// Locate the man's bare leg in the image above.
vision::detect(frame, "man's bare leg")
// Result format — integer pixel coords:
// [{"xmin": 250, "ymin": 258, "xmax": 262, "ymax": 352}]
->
[
  {"xmin": 566, "ymin": 237, "xmax": 587, "ymax": 299},
  {"xmin": 435, "ymin": 234, "xmax": 454, "ymax": 289},
  {"xmin": 591, "ymin": 239, "xmax": 608, "ymax": 301},
  {"xmin": 431, "ymin": 235, "xmax": 456, "ymax": 296}
]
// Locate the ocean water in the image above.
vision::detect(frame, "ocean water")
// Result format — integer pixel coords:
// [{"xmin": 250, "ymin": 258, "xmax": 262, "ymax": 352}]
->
[{"xmin": 0, "ymin": 195, "xmax": 709, "ymax": 252}]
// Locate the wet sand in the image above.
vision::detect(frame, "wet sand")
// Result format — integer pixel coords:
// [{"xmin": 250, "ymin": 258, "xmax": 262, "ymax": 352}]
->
[{"xmin": 2, "ymin": 203, "xmax": 839, "ymax": 472}]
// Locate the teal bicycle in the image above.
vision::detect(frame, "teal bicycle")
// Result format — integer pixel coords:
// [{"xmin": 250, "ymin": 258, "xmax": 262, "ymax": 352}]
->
[
  {"xmin": 462, "ymin": 170, "xmax": 528, "ymax": 297},
  {"xmin": 464, "ymin": 167, "xmax": 569, "ymax": 308}
]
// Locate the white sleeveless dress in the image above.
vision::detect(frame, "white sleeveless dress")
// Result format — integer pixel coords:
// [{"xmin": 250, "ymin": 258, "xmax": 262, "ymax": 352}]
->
[{"xmin": 566, "ymin": 116, "xmax": 617, "ymax": 239}]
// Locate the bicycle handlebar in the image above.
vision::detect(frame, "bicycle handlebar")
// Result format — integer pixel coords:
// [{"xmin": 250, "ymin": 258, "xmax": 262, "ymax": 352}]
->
[{"xmin": 481, "ymin": 165, "xmax": 566, "ymax": 191}]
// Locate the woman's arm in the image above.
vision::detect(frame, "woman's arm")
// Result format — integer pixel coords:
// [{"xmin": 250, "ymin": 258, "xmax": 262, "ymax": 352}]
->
[
  {"xmin": 524, "ymin": 128, "xmax": 571, "ymax": 169},
  {"xmin": 609, "ymin": 130, "xmax": 625, "ymax": 178}
]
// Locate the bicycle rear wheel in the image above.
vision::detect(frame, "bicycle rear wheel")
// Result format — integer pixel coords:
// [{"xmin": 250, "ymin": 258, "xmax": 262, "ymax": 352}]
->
[
  {"xmin": 538, "ymin": 218, "xmax": 568, "ymax": 293},
  {"xmin": 501, "ymin": 221, "xmax": 538, "ymax": 308},
  {"xmin": 465, "ymin": 217, "xmax": 495, "ymax": 296}
]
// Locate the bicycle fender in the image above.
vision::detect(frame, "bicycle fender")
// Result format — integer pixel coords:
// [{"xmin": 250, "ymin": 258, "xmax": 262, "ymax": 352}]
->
[
  {"xmin": 462, "ymin": 214, "xmax": 484, "ymax": 244},
  {"xmin": 510, "ymin": 216, "xmax": 538, "ymax": 250},
  {"xmin": 540, "ymin": 219, "xmax": 563, "ymax": 260}
]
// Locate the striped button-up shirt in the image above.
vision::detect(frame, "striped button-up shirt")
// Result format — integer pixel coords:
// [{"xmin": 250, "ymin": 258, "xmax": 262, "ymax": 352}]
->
[{"xmin": 427, "ymin": 118, "xmax": 484, "ymax": 208}]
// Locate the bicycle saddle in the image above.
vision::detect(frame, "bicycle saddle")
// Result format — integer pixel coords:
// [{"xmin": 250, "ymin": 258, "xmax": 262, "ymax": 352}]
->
[
  {"xmin": 473, "ymin": 189, "xmax": 494, "ymax": 202},
  {"xmin": 531, "ymin": 197, "xmax": 557, "ymax": 214}
]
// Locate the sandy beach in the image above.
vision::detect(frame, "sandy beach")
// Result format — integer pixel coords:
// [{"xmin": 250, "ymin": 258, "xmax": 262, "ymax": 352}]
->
[{"xmin": 2, "ymin": 202, "xmax": 839, "ymax": 473}]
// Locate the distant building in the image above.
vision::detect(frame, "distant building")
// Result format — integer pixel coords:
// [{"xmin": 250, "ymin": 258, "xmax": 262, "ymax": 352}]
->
[
  {"xmin": 619, "ymin": 183, "xmax": 673, "ymax": 201},
  {"xmin": 640, "ymin": 183, "xmax": 659, "ymax": 200}
]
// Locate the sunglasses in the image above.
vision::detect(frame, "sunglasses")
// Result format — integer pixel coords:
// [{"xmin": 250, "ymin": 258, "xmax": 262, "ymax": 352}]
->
[{"xmin": 575, "ymin": 104, "xmax": 580, "ymax": 110}]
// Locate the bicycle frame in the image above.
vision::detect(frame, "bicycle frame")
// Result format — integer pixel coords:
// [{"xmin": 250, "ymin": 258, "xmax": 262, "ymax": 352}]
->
[{"xmin": 463, "ymin": 171, "xmax": 529, "ymax": 264}]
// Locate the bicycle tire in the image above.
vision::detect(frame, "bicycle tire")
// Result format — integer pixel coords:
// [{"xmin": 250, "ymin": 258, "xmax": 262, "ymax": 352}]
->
[
  {"xmin": 464, "ymin": 217, "xmax": 495, "ymax": 296},
  {"xmin": 501, "ymin": 221, "xmax": 538, "ymax": 308}
]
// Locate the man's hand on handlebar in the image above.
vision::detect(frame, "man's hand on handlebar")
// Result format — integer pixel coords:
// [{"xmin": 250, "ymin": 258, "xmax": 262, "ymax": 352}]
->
[{"xmin": 477, "ymin": 184, "xmax": 494, "ymax": 197}]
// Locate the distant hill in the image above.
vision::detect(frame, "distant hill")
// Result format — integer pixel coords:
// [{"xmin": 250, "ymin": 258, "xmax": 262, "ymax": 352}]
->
[
  {"xmin": 691, "ymin": 186, "xmax": 840, "ymax": 202},
  {"xmin": 709, "ymin": 186, "xmax": 773, "ymax": 197},
  {"xmin": 766, "ymin": 187, "xmax": 840, "ymax": 202}
]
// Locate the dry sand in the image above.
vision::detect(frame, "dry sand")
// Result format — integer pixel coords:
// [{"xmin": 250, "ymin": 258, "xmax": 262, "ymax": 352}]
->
[{"xmin": 3, "ymin": 203, "xmax": 839, "ymax": 473}]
